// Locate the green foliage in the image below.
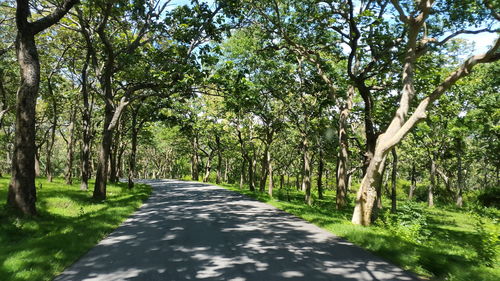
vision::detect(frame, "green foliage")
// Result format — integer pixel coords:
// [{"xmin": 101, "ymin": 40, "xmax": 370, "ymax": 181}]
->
[
  {"xmin": 472, "ymin": 215, "xmax": 499, "ymax": 267},
  {"xmin": 476, "ymin": 187, "xmax": 500, "ymax": 208},
  {"xmin": 0, "ymin": 177, "xmax": 152, "ymax": 281},
  {"xmin": 377, "ymin": 202, "xmax": 431, "ymax": 245}
]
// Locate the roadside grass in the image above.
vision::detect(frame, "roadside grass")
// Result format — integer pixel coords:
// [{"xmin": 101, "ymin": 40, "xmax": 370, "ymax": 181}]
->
[
  {"xmin": 213, "ymin": 182, "xmax": 499, "ymax": 281},
  {"xmin": 0, "ymin": 176, "xmax": 152, "ymax": 281}
]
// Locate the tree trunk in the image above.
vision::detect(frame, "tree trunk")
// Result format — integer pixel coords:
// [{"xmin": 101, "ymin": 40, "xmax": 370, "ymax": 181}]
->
[
  {"xmin": 352, "ymin": 151, "xmax": 387, "ymax": 225},
  {"xmin": 267, "ymin": 148, "xmax": 273, "ymax": 197},
  {"xmin": 128, "ymin": 125, "xmax": 138, "ymax": 189},
  {"xmin": 190, "ymin": 137, "xmax": 199, "ymax": 181},
  {"xmin": 80, "ymin": 51, "xmax": 92, "ymax": 191},
  {"xmin": 428, "ymin": 157, "xmax": 436, "ymax": 208},
  {"xmin": 248, "ymin": 155, "xmax": 255, "ymax": 191},
  {"xmin": 203, "ymin": 153, "xmax": 212, "ymax": 182},
  {"xmin": 302, "ymin": 138, "xmax": 312, "ymax": 205},
  {"xmin": 317, "ymin": 150, "xmax": 324, "ymax": 200},
  {"xmin": 216, "ymin": 135, "xmax": 222, "ymax": 184},
  {"xmin": 259, "ymin": 145, "xmax": 269, "ymax": 192},
  {"xmin": 116, "ymin": 144, "xmax": 125, "ymax": 179},
  {"xmin": 8, "ymin": 30, "xmax": 39, "ymax": 215},
  {"xmin": 390, "ymin": 148, "xmax": 398, "ymax": 213},
  {"xmin": 0, "ymin": 68, "xmax": 9, "ymax": 129},
  {"xmin": 65, "ymin": 108, "xmax": 76, "ymax": 185},
  {"xmin": 456, "ymin": 139, "xmax": 464, "ymax": 207},
  {"xmin": 376, "ymin": 165, "xmax": 385, "ymax": 215},
  {"xmin": 239, "ymin": 158, "xmax": 245, "ymax": 189},
  {"xmin": 409, "ymin": 164, "xmax": 416, "ymax": 200},
  {"xmin": 93, "ymin": 102, "xmax": 113, "ymax": 200},
  {"xmin": 8, "ymin": 0, "xmax": 77, "ymax": 215},
  {"xmin": 109, "ymin": 123, "xmax": 121, "ymax": 183},
  {"xmin": 252, "ymin": 151, "xmax": 258, "ymax": 188},
  {"xmin": 45, "ymin": 88, "xmax": 57, "ymax": 182},
  {"xmin": 336, "ymin": 86, "xmax": 353, "ymax": 208},
  {"xmin": 224, "ymin": 158, "xmax": 229, "ymax": 183}
]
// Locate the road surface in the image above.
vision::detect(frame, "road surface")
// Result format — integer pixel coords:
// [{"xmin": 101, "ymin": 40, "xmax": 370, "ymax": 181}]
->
[{"xmin": 54, "ymin": 180, "xmax": 420, "ymax": 281}]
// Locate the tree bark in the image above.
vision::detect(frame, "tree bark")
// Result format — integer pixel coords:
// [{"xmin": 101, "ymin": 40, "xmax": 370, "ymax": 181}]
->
[
  {"xmin": 317, "ymin": 149, "xmax": 324, "ymax": 200},
  {"xmin": 45, "ymin": 79, "xmax": 57, "ymax": 182},
  {"xmin": 8, "ymin": 0, "xmax": 78, "ymax": 215},
  {"xmin": 248, "ymin": 155, "xmax": 255, "ymax": 191},
  {"xmin": 295, "ymin": 172, "xmax": 300, "ymax": 191},
  {"xmin": 428, "ymin": 156, "xmax": 436, "ymax": 207},
  {"xmin": 109, "ymin": 121, "xmax": 122, "ymax": 183},
  {"xmin": 215, "ymin": 135, "xmax": 222, "ymax": 184},
  {"xmin": 128, "ymin": 121, "xmax": 139, "ymax": 189},
  {"xmin": 352, "ymin": 150, "xmax": 387, "ymax": 225},
  {"xmin": 93, "ymin": 102, "xmax": 113, "ymax": 200},
  {"xmin": 267, "ymin": 147, "xmax": 273, "ymax": 197},
  {"xmin": 259, "ymin": 145, "xmax": 269, "ymax": 192},
  {"xmin": 203, "ymin": 152, "xmax": 213, "ymax": 182},
  {"xmin": 224, "ymin": 158, "xmax": 229, "ymax": 183},
  {"xmin": 191, "ymin": 136, "xmax": 199, "ymax": 181},
  {"xmin": 239, "ymin": 158, "xmax": 245, "ymax": 189},
  {"xmin": 77, "ymin": 8, "xmax": 94, "ymax": 191},
  {"xmin": 8, "ymin": 29, "xmax": 39, "ymax": 215},
  {"xmin": 336, "ymin": 84, "xmax": 354, "ymax": 209},
  {"xmin": 34, "ymin": 149, "xmax": 41, "ymax": 177},
  {"xmin": 302, "ymin": 137, "xmax": 312, "ymax": 205},
  {"xmin": 409, "ymin": 164, "xmax": 416, "ymax": 200},
  {"xmin": 0, "ymin": 68, "xmax": 10, "ymax": 129},
  {"xmin": 456, "ymin": 139, "xmax": 464, "ymax": 207},
  {"xmin": 390, "ymin": 148, "xmax": 398, "ymax": 213},
  {"xmin": 65, "ymin": 107, "xmax": 76, "ymax": 185}
]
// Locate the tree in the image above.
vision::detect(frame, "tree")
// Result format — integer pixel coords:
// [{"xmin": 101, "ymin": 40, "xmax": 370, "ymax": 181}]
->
[
  {"xmin": 352, "ymin": 0, "xmax": 499, "ymax": 225},
  {"xmin": 8, "ymin": 0, "xmax": 78, "ymax": 215}
]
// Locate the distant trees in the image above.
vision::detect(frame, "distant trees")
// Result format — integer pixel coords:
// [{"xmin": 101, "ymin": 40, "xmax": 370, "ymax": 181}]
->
[{"xmin": 0, "ymin": 0, "xmax": 497, "ymax": 222}]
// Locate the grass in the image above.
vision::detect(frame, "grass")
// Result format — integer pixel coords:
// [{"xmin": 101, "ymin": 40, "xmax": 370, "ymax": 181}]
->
[
  {"xmin": 211, "ymin": 181, "xmax": 499, "ymax": 281},
  {"xmin": 0, "ymin": 176, "xmax": 152, "ymax": 281}
]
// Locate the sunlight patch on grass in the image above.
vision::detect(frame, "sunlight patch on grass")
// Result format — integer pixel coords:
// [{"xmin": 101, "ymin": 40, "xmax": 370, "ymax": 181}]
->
[{"xmin": 0, "ymin": 176, "xmax": 152, "ymax": 281}]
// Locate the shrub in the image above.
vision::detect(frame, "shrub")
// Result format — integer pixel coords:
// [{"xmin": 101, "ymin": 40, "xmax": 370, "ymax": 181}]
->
[
  {"xmin": 477, "ymin": 187, "xmax": 500, "ymax": 208},
  {"xmin": 472, "ymin": 215, "xmax": 499, "ymax": 267},
  {"xmin": 377, "ymin": 201, "xmax": 431, "ymax": 244}
]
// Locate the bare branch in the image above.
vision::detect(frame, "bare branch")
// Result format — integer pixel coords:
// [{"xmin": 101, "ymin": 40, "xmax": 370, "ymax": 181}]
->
[
  {"xmin": 390, "ymin": 0, "xmax": 409, "ymax": 23},
  {"xmin": 31, "ymin": 0, "xmax": 79, "ymax": 35}
]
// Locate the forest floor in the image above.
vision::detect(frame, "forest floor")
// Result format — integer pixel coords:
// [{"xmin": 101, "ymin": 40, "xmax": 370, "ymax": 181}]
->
[
  {"xmin": 0, "ymin": 177, "xmax": 151, "ymax": 281},
  {"xmin": 213, "ymin": 181, "xmax": 499, "ymax": 281},
  {"xmin": 55, "ymin": 179, "xmax": 419, "ymax": 281}
]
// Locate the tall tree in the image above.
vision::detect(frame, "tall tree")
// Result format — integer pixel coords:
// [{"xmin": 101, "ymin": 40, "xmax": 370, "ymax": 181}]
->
[
  {"xmin": 8, "ymin": 0, "xmax": 78, "ymax": 215},
  {"xmin": 352, "ymin": 0, "xmax": 499, "ymax": 225}
]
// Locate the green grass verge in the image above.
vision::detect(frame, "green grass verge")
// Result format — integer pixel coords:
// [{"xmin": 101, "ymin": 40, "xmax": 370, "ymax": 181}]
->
[
  {"xmin": 0, "ymin": 176, "xmax": 152, "ymax": 281},
  {"xmin": 212, "ymin": 182, "xmax": 499, "ymax": 281}
]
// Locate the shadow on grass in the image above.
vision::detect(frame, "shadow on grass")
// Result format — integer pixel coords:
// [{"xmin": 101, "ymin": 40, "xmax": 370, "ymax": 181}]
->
[{"xmin": 0, "ymin": 177, "xmax": 152, "ymax": 281}]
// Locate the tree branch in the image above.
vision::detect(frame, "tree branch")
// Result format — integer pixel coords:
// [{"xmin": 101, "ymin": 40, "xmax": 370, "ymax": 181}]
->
[{"xmin": 31, "ymin": 0, "xmax": 79, "ymax": 35}]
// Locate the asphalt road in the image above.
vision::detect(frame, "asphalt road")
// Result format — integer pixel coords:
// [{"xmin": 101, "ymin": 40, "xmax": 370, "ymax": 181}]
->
[{"xmin": 54, "ymin": 180, "xmax": 420, "ymax": 281}]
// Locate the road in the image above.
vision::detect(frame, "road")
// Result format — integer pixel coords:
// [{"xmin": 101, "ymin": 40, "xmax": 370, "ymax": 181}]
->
[{"xmin": 54, "ymin": 180, "xmax": 420, "ymax": 281}]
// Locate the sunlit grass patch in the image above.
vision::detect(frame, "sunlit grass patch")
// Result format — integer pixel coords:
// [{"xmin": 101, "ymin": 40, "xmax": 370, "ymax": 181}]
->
[{"xmin": 0, "ymin": 176, "xmax": 152, "ymax": 281}]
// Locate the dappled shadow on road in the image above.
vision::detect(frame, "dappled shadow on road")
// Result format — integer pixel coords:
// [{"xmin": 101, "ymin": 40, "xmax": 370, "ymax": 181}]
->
[{"xmin": 55, "ymin": 180, "xmax": 420, "ymax": 281}]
